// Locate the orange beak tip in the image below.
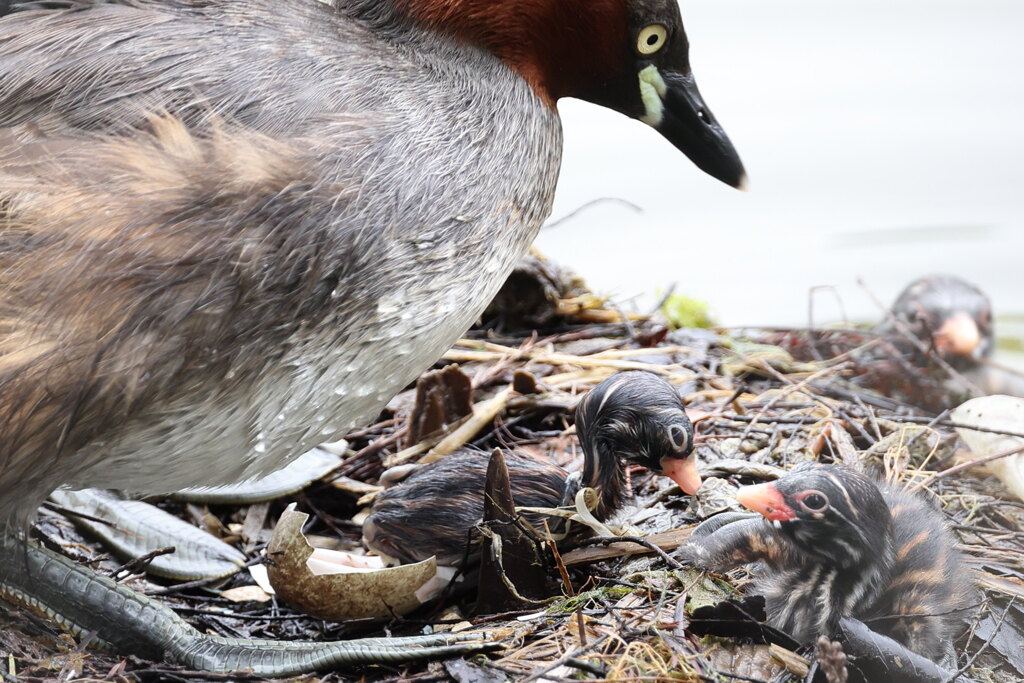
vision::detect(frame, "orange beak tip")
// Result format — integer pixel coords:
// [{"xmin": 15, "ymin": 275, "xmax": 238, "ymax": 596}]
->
[
  {"xmin": 935, "ymin": 313, "xmax": 982, "ymax": 358},
  {"xmin": 659, "ymin": 455, "xmax": 702, "ymax": 495},
  {"xmin": 735, "ymin": 482, "xmax": 796, "ymax": 522}
]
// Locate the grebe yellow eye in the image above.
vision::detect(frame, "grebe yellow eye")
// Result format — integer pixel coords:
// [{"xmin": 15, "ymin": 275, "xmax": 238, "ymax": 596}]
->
[{"xmin": 637, "ymin": 24, "xmax": 668, "ymax": 56}]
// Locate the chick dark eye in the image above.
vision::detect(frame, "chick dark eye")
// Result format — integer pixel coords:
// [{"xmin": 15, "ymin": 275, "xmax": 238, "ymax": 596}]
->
[{"xmin": 798, "ymin": 491, "xmax": 829, "ymax": 512}]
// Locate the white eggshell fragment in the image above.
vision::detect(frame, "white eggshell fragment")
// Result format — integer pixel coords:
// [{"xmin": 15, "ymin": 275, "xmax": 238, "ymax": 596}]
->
[
  {"xmin": 266, "ymin": 503, "xmax": 438, "ymax": 620},
  {"xmin": 951, "ymin": 395, "xmax": 1024, "ymax": 501}
]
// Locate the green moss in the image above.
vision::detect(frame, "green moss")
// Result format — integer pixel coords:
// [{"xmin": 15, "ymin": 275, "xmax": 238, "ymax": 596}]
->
[
  {"xmin": 546, "ymin": 585, "xmax": 632, "ymax": 613},
  {"xmin": 683, "ymin": 570, "xmax": 737, "ymax": 613},
  {"xmin": 661, "ymin": 293, "xmax": 716, "ymax": 329}
]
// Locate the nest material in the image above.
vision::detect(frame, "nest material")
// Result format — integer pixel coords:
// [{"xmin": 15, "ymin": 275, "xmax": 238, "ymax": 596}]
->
[{"xmin": 8, "ymin": 261, "xmax": 1024, "ymax": 683}]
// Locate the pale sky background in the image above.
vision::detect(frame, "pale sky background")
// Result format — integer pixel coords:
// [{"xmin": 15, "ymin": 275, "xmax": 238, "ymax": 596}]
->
[{"xmin": 536, "ymin": 0, "xmax": 1023, "ymax": 351}]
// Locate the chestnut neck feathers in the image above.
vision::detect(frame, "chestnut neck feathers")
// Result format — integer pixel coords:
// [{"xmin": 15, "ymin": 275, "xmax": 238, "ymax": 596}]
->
[{"xmin": 387, "ymin": 0, "xmax": 629, "ymax": 104}]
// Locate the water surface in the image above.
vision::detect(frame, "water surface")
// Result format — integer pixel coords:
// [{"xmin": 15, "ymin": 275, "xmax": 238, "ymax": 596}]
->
[{"xmin": 536, "ymin": 0, "xmax": 1023, "ymax": 360}]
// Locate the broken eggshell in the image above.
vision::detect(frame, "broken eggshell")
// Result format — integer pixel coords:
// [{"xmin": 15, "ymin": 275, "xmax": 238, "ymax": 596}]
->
[
  {"xmin": 266, "ymin": 503, "xmax": 440, "ymax": 620},
  {"xmin": 951, "ymin": 395, "xmax": 1024, "ymax": 501}
]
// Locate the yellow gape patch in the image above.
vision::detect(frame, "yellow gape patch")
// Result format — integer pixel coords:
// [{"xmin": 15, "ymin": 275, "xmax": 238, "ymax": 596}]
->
[{"xmin": 638, "ymin": 65, "xmax": 668, "ymax": 126}]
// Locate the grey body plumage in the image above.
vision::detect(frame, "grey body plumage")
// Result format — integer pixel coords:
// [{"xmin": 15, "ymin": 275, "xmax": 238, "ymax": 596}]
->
[
  {"xmin": 0, "ymin": 0, "xmax": 745, "ymax": 669},
  {"xmin": 0, "ymin": 0, "xmax": 560, "ymax": 522}
]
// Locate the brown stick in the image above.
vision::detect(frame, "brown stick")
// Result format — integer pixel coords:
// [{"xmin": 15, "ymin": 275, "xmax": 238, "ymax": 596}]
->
[{"xmin": 561, "ymin": 529, "xmax": 692, "ymax": 567}]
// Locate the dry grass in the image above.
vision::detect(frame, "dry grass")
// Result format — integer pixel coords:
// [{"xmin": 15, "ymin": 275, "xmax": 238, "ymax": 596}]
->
[{"xmin": 6, "ymin": 272, "xmax": 1024, "ymax": 682}]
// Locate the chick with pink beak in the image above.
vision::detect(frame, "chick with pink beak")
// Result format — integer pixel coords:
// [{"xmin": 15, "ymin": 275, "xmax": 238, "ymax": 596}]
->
[
  {"xmin": 575, "ymin": 371, "xmax": 701, "ymax": 518},
  {"xmin": 934, "ymin": 312, "xmax": 983, "ymax": 358},
  {"xmin": 660, "ymin": 454, "xmax": 702, "ymax": 495}
]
